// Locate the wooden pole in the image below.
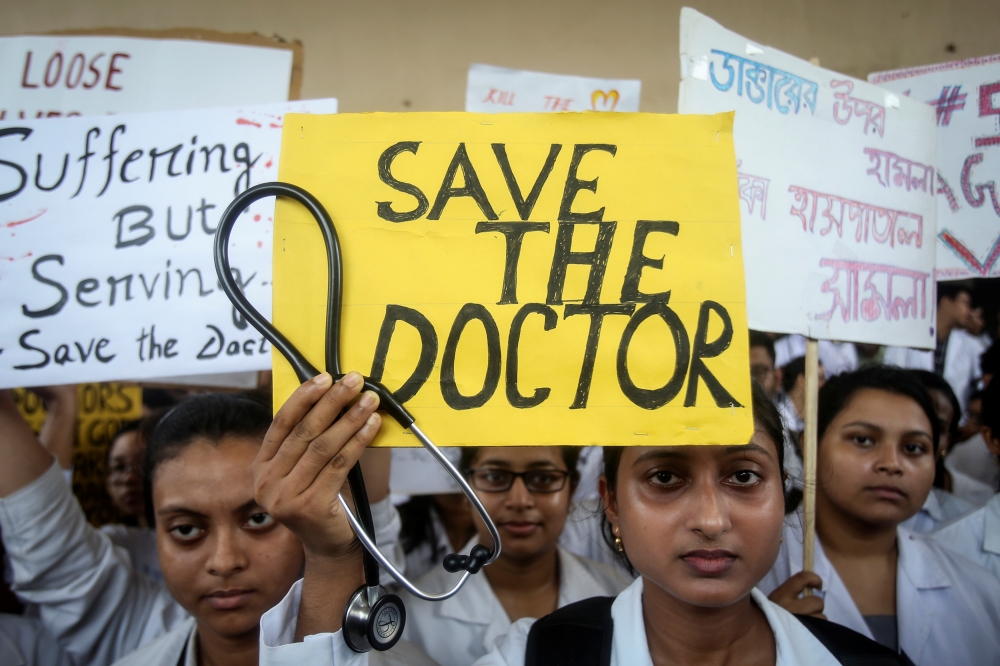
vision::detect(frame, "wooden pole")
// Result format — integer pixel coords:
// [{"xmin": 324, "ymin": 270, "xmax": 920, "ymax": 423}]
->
[{"xmin": 802, "ymin": 337, "xmax": 820, "ymax": 585}]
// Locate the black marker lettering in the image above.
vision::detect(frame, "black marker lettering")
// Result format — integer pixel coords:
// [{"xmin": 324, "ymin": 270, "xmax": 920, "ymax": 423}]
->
[
  {"xmin": 546, "ymin": 221, "xmax": 616, "ymax": 305},
  {"xmin": 475, "ymin": 222, "xmax": 550, "ymax": 304},
  {"xmin": 506, "ymin": 303, "xmax": 557, "ymax": 408},
  {"xmin": 620, "ymin": 221, "xmax": 680, "ymax": 303},
  {"xmin": 369, "ymin": 305, "xmax": 439, "ymax": 403},
  {"xmin": 617, "ymin": 302, "xmax": 691, "ymax": 409},
  {"xmin": 428, "ymin": 143, "xmax": 497, "ymax": 221},
  {"xmin": 558, "ymin": 144, "xmax": 616, "ymax": 221},
  {"xmin": 440, "ymin": 304, "xmax": 501, "ymax": 409},
  {"xmin": 684, "ymin": 300, "xmax": 741, "ymax": 407},
  {"xmin": 491, "ymin": 143, "xmax": 561, "ymax": 220},
  {"xmin": 376, "ymin": 141, "xmax": 429, "ymax": 223},
  {"xmin": 22, "ymin": 255, "xmax": 68, "ymax": 318},
  {"xmin": 565, "ymin": 304, "xmax": 634, "ymax": 409}
]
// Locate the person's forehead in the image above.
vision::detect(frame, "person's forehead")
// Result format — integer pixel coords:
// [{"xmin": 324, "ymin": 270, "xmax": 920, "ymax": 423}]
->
[
  {"xmin": 474, "ymin": 446, "xmax": 563, "ymax": 466},
  {"xmin": 838, "ymin": 389, "xmax": 931, "ymax": 430},
  {"xmin": 152, "ymin": 437, "xmax": 258, "ymax": 508},
  {"xmin": 110, "ymin": 431, "xmax": 142, "ymax": 457},
  {"xmin": 749, "ymin": 346, "xmax": 773, "ymax": 365}
]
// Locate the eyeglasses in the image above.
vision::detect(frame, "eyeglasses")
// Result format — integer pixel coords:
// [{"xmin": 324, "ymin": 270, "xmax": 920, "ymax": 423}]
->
[
  {"xmin": 467, "ymin": 468, "xmax": 570, "ymax": 494},
  {"xmin": 108, "ymin": 462, "xmax": 141, "ymax": 480}
]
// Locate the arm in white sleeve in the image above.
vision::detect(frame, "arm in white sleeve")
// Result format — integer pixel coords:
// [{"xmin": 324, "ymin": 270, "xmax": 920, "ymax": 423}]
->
[
  {"xmin": 0, "ymin": 461, "xmax": 184, "ymax": 666},
  {"xmin": 260, "ymin": 578, "xmax": 369, "ymax": 666},
  {"xmin": 370, "ymin": 495, "xmax": 406, "ymax": 579}
]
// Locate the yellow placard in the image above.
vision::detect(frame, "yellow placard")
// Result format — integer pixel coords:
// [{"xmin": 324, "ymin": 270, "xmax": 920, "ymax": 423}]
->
[
  {"xmin": 273, "ymin": 111, "xmax": 752, "ymax": 446},
  {"xmin": 14, "ymin": 383, "xmax": 142, "ymax": 525}
]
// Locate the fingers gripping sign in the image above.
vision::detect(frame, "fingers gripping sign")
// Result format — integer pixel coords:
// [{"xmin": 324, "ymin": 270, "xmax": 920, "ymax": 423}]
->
[
  {"xmin": 768, "ymin": 570, "xmax": 826, "ymax": 620},
  {"xmin": 254, "ymin": 371, "xmax": 382, "ymax": 562}
]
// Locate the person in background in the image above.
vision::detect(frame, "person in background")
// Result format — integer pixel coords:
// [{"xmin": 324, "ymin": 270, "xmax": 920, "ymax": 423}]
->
[
  {"xmin": 0, "ymin": 381, "xmax": 410, "ymax": 666},
  {"xmin": 930, "ymin": 378, "xmax": 1000, "ymax": 580},
  {"xmin": 774, "ymin": 334, "xmax": 857, "ymax": 377},
  {"xmin": 762, "ymin": 366, "xmax": 1000, "ymax": 663},
  {"xmin": 855, "ymin": 343, "xmax": 885, "ymax": 369},
  {"xmin": 901, "ymin": 371, "xmax": 981, "ymax": 533},
  {"xmin": 775, "ymin": 357, "xmax": 826, "ymax": 446},
  {"xmin": 256, "ymin": 382, "xmax": 906, "ymax": 665},
  {"xmin": 397, "ymin": 445, "xmax": 630, "ymax": 666},
  {"xmin": 398, "ymin": 493, "xmax": 476, "ymax": 581},
  {"xmin": 750, "ymin": 330, "xmax": 781, "ymax": 399},
  {"xmin": 100, "ymin": 412, "xmax": 166, "ymax": 583},
  {"xmin": 884, "ymin": 282, "xmax": 981, "ymax": 411},
  {"xmin": 946, "ymin": 340, "xmax": 1000, "ymax": 489},
  {"xmin": 957, "ymin": 389, "xmax": 984, "ymax": 443}
]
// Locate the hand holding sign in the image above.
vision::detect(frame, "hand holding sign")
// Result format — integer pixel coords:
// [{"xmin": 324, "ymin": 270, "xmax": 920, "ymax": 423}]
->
[{"xmin": 272, "ymin": 111, "xmax": 751, "ymax": 447}]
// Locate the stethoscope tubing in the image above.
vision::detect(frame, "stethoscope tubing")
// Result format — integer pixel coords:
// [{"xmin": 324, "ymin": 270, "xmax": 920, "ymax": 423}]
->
[{"xmin": 213, "ymin": 182, "xmax": 500, "ymax": 600}]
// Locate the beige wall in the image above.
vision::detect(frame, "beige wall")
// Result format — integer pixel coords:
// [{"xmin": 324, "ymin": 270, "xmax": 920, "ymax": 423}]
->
[{"xmin": 4, "ymin": 0, "xmax": 998, "ymax": 113}]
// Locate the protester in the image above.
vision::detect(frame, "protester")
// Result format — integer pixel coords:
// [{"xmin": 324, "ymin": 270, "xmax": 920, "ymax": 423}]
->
[
  {"xmin": 775, "ymin": 356, "xmax": 826, "ymax": 443},
  {"xmin": 901, "ymin": 371, "xmax": 978, "ymax": 533},
  {"xmin": 32, "ymin": 385, "xmax": 78, "ymax": 473},
  {"xmin": 256, "ymin": 381, "xmax": 904, "ymax": 664},
  {"xmin": 761, "ymin": 366, "xmax": 1000, "ymax": 663},
  {"xmin": 945, "ymin": 341, "xmax": 1000, "ymax": 488},
  {"xmin": 884, "ymin": 282, "xmax": 981, "ymax": 410},
  {"xmin": 398, "ymin": 493, "xmax": 476, "ymax": 581},
  {"xmin": 0, "ymin": 385, "xmax": 408, "ymax": 666},
  {"xmin": 750, "ymin": 330, "xmax": 780, "ymax": 399},
  {"xmin": 930, "ymin": 378, "xmax": 1000, "ymax": 580},
  {"xmin": 396, "ymin": 446, "xmax": 629, "ymax": 666},
  {"xmin": 100, "ymin": 412, "xmax": 166, "ymax": 583}
]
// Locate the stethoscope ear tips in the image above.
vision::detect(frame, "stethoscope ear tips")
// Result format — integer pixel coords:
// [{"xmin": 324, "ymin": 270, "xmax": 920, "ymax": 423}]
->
[
  {"xmin": 442, "ymin": 544, "xmax": 493, "ymax": 574},
  {"xmin": 343, "ymin": 585, "xmax": 406, "ymax": 652}
]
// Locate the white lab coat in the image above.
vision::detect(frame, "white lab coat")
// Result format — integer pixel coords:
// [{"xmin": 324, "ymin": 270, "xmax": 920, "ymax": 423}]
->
[
  {"xmin": 100, "ymin": 524, "xmax": 163, "ymax": 583},
  {"xmin": 0, "ymin": 614, "xmax": 72, "ymax": 666},
  {"xmin": 110, "ymin": 620, "xmax": 194, "ymax": 666},
  {"xmin": 0, "ymin": 460, "xmax": 404, "ymax": 666},
  {"xmin": 883, "ymin": 328, "xmax": 982, "ymax": 410},
  {"xmin": 946, "ymin": 459, "xmax": 996, "ymax": 506},
  {"xmin": 947, "ymin": 433, "xmax": 1000, "ymax": 489},
  {"xmin": 401, "ymin": 508, "xmax": 453, "ymax": 582},
  {"xmin": 931, "ymin": 493, "xmax": 1000, "ymax": 581},
  {"xmin": 400, "ymin": 540, "xmax": 631, "ymax": 666},
  {"xmin": 259, "ymin": 577, "xmax": 846, "ymax": 666},
  {"xmin": 900, "ymin": 487, "xmax": 974, "ymax": 533},
  {"xmin": 774, "ymin": 335, "xmax": 858, "ymax": 377},
  {"xmin": 759, "ymin": 512, "xmax": 1000, "ymax": 665}
]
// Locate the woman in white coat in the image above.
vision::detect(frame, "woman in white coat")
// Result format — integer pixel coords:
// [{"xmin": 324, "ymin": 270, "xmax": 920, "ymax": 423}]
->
[
  {"xmin": 761, "ymin": 366, "xmax": 1000, "ymax": 665},
  {"xmin": 255, "ymin": 380, "xmax": 905, "ymax": 665},
  {"xmin": 930, "ymin": 378, "xmax": 1000, "ymax": 580},
  {"xmin": 0, "ymin": 382, "xmax": 406, "ymax": 666},
  {"xmin": 398, "ymin": 446, "xmax": 630, "ymax": 666}
]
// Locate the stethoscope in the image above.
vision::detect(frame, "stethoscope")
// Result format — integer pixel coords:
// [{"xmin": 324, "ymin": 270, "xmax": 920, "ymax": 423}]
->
[{"xmin": 213, "ymin": 182, "xmax": 501, "ymax": 652}]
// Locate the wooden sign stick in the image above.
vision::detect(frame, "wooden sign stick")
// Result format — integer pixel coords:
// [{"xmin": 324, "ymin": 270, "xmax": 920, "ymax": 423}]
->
[{"xmin": 802, "ymin": 337, "xmax": 820, "ymax": 587}]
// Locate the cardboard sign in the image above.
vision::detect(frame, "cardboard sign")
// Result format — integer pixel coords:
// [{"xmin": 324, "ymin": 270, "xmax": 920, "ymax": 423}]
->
[
  {"xmin": 272, "ymin": 111, "xmax": 752, "ymax": 447},
  {"xmin": 466, "ymin": 64, "xmax": 641, "ymax": 113},
  {"xmin": 14, "ymin": 382, "xmax": 142, "ymax": 525},
  {"xmin": 870, "ymin": 55, "xmax": 1000, "ymax": 280},
  {"xmin": 0, "ymin": 98, "xmax": 338, "ymax": 389},
  {"xmin": 0, "ymin": 34, "xmax": 294, "ymax": 119},
  {"xmin": 679, "ymin": 9, "xmax": 937, "ymax": 349}
]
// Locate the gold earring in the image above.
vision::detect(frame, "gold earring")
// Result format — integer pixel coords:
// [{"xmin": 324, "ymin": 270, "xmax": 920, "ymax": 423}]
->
[{"xmin": 615, "ymin": 536, "xmax": 625, "ymax": 553}]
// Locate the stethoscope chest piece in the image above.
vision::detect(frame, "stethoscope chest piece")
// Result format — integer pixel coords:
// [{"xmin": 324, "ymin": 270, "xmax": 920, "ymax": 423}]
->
[{"xmin": 343, "ymin": 585, "xmax": 406, "ymax": 652}]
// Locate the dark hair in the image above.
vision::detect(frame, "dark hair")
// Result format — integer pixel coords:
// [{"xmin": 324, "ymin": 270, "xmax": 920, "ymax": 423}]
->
[
  {"xmin": 910, "ymin": 370, "xmax": 961, "ymax": 489},
  {"xmin": 142, "ymin": 393, "xmax": 272, "ymax": 526},
  {"xmin": 458, "ymin": 446, "xmax": 582, "ymax": 487},
  {"xmin": 817, "ymin": 366, "xmax": 941, "ymax": 454},
  {"xmin": 780, "ymin": 356, "xmax": 806, "ymax": 394},
  {"xmin": 749, "ymin": 330, "xmax": 776, "ymax": 365},
  {"xmin": 937, "ymin": 281, "xmax": 972, "ymax": 305},
  {"xmin": 601, "ymin": 381, "xmax": 787, "ymax": 571},
  {"xmin": 981, "ymin": 341, "xmax": 1000, "ymax": 376},
  {"xmin": 982, "ymin": 379, "xmax": 1000, "ymax": 440},
  {"xmin": 107, "ymin": 409, "xmax": 167, "ymax": 468}
]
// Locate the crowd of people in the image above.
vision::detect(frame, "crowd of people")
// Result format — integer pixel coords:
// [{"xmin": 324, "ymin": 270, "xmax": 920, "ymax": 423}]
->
[{"xmin": 0, "ymin": 281, "xmax": 998, "ymax": 665}]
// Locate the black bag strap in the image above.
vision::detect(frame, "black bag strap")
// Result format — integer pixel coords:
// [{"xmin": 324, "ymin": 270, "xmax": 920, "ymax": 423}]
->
[
  {"xmin": 524, "ymin": 596, "xmax": 614, "ymax": 666},
  {"xmin": 794, "ymin": 614, "xmax": 916, "ymax": 666}
]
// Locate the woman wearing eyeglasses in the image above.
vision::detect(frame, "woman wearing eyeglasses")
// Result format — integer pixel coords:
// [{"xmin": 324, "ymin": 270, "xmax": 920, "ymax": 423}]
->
[{"xmin": 395, "ymin": 446, "xmax": 631, "ymax": 666}]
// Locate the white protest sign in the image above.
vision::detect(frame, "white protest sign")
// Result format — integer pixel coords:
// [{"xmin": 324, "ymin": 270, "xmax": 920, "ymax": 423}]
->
[
  {"xmin": 0, "ymin": 35, "xmax": 293, "ymax": 119},
  {"xmin": 678, "ymin": 9, "xmax": 937, "ymax": 348},
  {"xmin": 466, "ymin": 63, "xmax": 640, "ymax": 113},
  {"xmin": 389, "ymin": 448, "xmax": 462, "ymax": 496},
  {"xmin": 870, "ymin": 56, "xmax": 1000, "ymax": 281},
  {"xmin": 0, "ymin": 99, "xmax": 337, "ymax": 388}
]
